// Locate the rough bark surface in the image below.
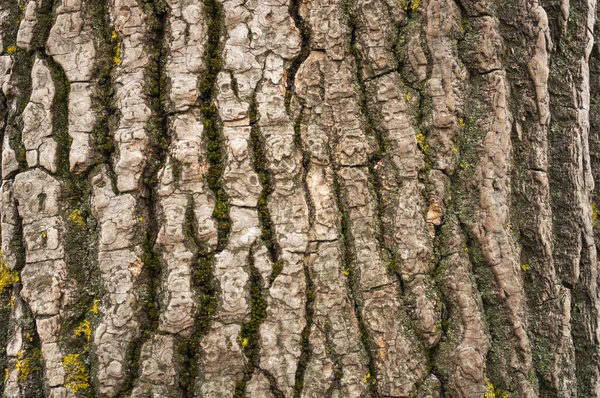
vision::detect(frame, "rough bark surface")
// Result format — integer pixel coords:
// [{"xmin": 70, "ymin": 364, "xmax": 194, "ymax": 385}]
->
[{"xmin": 0, "ymin": 0, "xmax": 598, "ymax": 397}]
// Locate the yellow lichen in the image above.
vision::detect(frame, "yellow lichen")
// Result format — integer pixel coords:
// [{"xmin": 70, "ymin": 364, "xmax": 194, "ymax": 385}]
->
[
  {"xmin": 68, "ymin": 209, "xmax": 85, "ymax": 229},
  {"xmin": 521, "ymin": 263, "xmax": 530, "ymax": 272},
  {"xmin": 63, "ymin": 354, "xmax": 89, "ymax": 394},
  {"xmin": 484, "ymin": 378, "xmax": 496, "ymax": 398},
  {"xmin": 416, "ymin": 133, "xmax": 429, "ymax": 152},
  {"xmin": 113, "ymin": 44, "xmax": 121, "ymax": 65},
  {"xmin": 75, "ymin": 319, "xmax": 91, "ymax": 342},
  {"xmin": 237, "ymin": 335, "xmax": 249, "ymax": 348},
  {"xmin": 90, "ymin": 299, "xmax": 99, "ymax": 314},
  {"xmin": 111, "ymin": 30, "xmax": 118, "ymax": 39},
  {"xmin": 458, "ymin": 117, "xmax": 466, "ymax": 128},
  {"xmin": 343, "ymin": 268, "xmax": 350, "ymax": 276},
  {"xmin": 398, "ymin": 0, "xmax": 420, "ymax": 10},
  {"xmin": 592, "ymin": 203, "xmax": 598, "ymax": 227},
  {"xmin": 6, "ymin": 46, "xmax": 17, "ymax": 54},
  {"xmin": 464, "ymin": 247, "xmax": 469, "ymax": 254},
  {"xmin": 9, "ymin": 295, "xmax": 14, "ymax": 309},
  {"xmin": 453, "ymin": 146, "xmax": 459, "ymax": 153},
  {"xmin": 16, "ymin": 348, "xmax": 41, "ymax": 382},
  {"xmin": 362, "ymin": 372, "xmax": 371, "ymax": 383},
  {"xmin": 138, "ymin": 216, "xmax": 144, "ymax": 222},
  {"xmin": 484, "ymin": 377, "xmax": 509, "ymax": 398},
  {"xmin": 4, "ymin": 368, "xmax": 7, "ymax": 382},
  {"xmin": 41, "ymin": 231, "xmax": 47, "ymax": 239},
  {"xmin": 405, "ymin": 92, "xmax": 412, "ymax": 102},
  {"xmin": 0, "ymin": 252, "xmax": 19, "ymax": 290}
]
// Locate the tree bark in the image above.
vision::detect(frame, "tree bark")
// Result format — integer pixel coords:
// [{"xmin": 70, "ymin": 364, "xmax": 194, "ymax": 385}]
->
[{"xmin": 0, "ymin": 0, "xmax": 598, "ymax": 397}]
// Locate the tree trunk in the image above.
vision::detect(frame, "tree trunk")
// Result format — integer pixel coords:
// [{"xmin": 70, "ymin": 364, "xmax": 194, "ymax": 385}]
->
[{"xmin": 0, "ymin": 0, "xmax": 597, "ymax": 396}]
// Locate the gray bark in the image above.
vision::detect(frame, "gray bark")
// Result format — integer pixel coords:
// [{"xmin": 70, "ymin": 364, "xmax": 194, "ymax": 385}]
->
[{"xmin": 0, "ymin": 0, "xmax": 597, "ymax": 397}]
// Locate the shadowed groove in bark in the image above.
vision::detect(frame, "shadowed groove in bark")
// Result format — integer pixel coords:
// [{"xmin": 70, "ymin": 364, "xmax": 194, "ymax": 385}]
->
[
  {"xmin": 175, "ymin": 0, "xmax": 227, "ymax": 394},
  {"xmin": 177, "ymin": 197, "xmax": 217, "ymax": 394},
  {"xmin": 198, "ymin": 0, "xmax": 230, "ymax": 252},
  {"xmin": 234, "ymin": 245, "xmax": 273, "ymax": 398},
  {"xmin": 544, "ymin": 0, "xmax": 600, "ymax": 394},
  {"xmin": 116, "ymin": 0, "xmax": 169, "ymax": 394},
  {"xmin": 292, "ymin": 108, "xmax": 315, "ymax": 398},
  {"xmin": 343, "ymin": 0, "xmax": 440, "ymax": 388},
  {"xmin": 330, "ymin": 151, "xmax": 379, "ymax": 398},
  {"xmin": 43, "ymin": 45, "xmax": 100, "ymax": 397},
  {"xmin": 87, "ymin": 0, "xmax": 118, "ymax": 183},
  {"xmin": 248, "ymin": 94, "xmax": 282, "ymax": 284},
  {"xmin": 285, "ymin": 0, "xmax": 312, "ymax": 114},
  {"xmin": 451, "ymin": 79, "xmax": 508, "ymax": 388},
  {"xmin": 12, "ymin": 0, "xmax": 97, "ymax": 394},
  {"xmin": 0, "ymin": 4, "xmax": 32, "ymax": 395},
  {"xmin": 286, "ymin": 2, "xmax": 316, "ymax": 391},
  {"xmin": 323, "ymin": 320, "xmax": 345, "ymax": 397},
  {"xmin": 0, "ymin": 63, "xmax": 11, "ymax": 395}
]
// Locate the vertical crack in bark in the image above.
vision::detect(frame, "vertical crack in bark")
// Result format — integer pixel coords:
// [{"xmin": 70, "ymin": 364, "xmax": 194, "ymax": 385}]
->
[
  {"xmin": 336, "ymin": 4, "xmax": 380, "ymax": 394},
  {"xmin": 179, "ymin": 196, "xmax": 217, "ymax": 395},
  {"xmin": 322, "ymin": 321, "xmax": 345, "ymax": 398},
  {"xmin": 343, "ymin": 0, "xmax": 439, "ymax": 389},
  {"xmin": 198, "ymin": 0, "xmax": 229, "ymax": 252},
  {"xmin": 117, "ymin": 1, "xmax": 169, "ymax": 394},
  {"xmin": 330, "ymin": 153, "xmax": 379, "ymax": 398},
  {"xmin": 248, "ymin": 97, "xmax": 281, "ymax": 285},
  {"xmin": 46, "ymin": 42, "xmax": 99, "ymax": 397},
  {"xmin": 234, "ymin": 245, "xmax": 272, "ymax": 397},
  {"xmin": 10, "ymin": 0, "xmax": 99, "ymax": 394},
  {"xmin": 285, "ymin": 0, "xmax": 312, "ymax": 114},
  {"xmin": 89, "ymin": 0, "xmax": 118, "ymax": 187},
  {"xmin": 292, "ymin": 107, "xmax": 315, "ymax": 398},
  {"xmin": 543, "ymin": 0, "xmax": 600, "ymax": 392},
  {"xmin": 1, "ymin": 2, "xmax": 38, "ymax": 393},
  {"xmin": 286, "ymin": 4, "xmax": 315, "ymax": 393}
]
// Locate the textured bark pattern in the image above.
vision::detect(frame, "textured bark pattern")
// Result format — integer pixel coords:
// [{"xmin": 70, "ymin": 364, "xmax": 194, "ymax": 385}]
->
[{"xmin": 0, "ymin": 0, "xmax": 598, "ymax": 397}]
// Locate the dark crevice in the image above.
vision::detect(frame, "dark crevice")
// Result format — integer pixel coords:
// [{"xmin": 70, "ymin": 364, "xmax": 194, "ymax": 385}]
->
[
  {"xmin": 198, "ymin": 0, "xmax": 230, "ymax": 252},
  {"xmin": 323, "ymin": 321, "xmax": 344, "ymax": 398},
  {"xmin": 330, "ymin": 150, "xmax": 379, "ymax": 398},
  {"xmin": 87, "ymin": 0, "xmax": 118, "ymax": 189},
  {"xmin": 262, "ymin": 369, "xmax": 285, "ymax": 398},
  {"xmin": 44, "ymin": 46, "xmax": 100, "ymax": 397},
  {"xmin": 286, "ymin": 3, "xmax": 315, "ymax": 396},
  {"xmin": 234, "ymin": 245, "xmax": 270, "ymax": 398},
  {"xmin": 117, "ymin": 1, "xmax": 169, "ymax": 394},
  {"xmin": 248, "ymin": 91, "xmax": 282, "ymax": 284},
  {"xmin": 0, "ymin": 2, "xmax": 39, "ymax": 395},
  {"xmin": 542, "ymin": 2, "xmax": 600, "ymax": 395},
  {"xmin": 285, "ymin": 0, "xmax": 312, "ymax": 114},
  {"xmin": 184, "ymin": 197, "xmax": 218, "ymax": 396},
  {"xmin": 343, "ymin": 0, "xmax": 438, "ymax": 392},
  {"xmin": 292, "ymin": 107, "xmax": 315, "ymax": 398},
  {"xmin": 181, "ymin": 2, "xmax": 228, "ymax": 396}
]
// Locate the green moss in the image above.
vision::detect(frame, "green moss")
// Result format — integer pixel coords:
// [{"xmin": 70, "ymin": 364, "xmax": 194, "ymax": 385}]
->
[
  {"xmin": 285, "ymin": 0, "xmax": 311, "ymax": 115},
  {"xmin": 234, "ymin": 251, "xmax": 267, "ymax": 396},
  {"xmin": 248, "ymin": 99, "xmax": 282, "ymax": 283},
  {"xmin": 180, "ymin": 198, "xmax": 218, "ymax": 394},
  {"xmin": 292, "ymin": 254, "xmax": 315, "ymax": 397}
]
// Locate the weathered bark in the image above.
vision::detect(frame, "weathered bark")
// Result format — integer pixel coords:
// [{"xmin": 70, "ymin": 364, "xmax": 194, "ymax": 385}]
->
[{"xmin": 0, "ymin": 0, "xmax": 598, "ymax": 397}]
